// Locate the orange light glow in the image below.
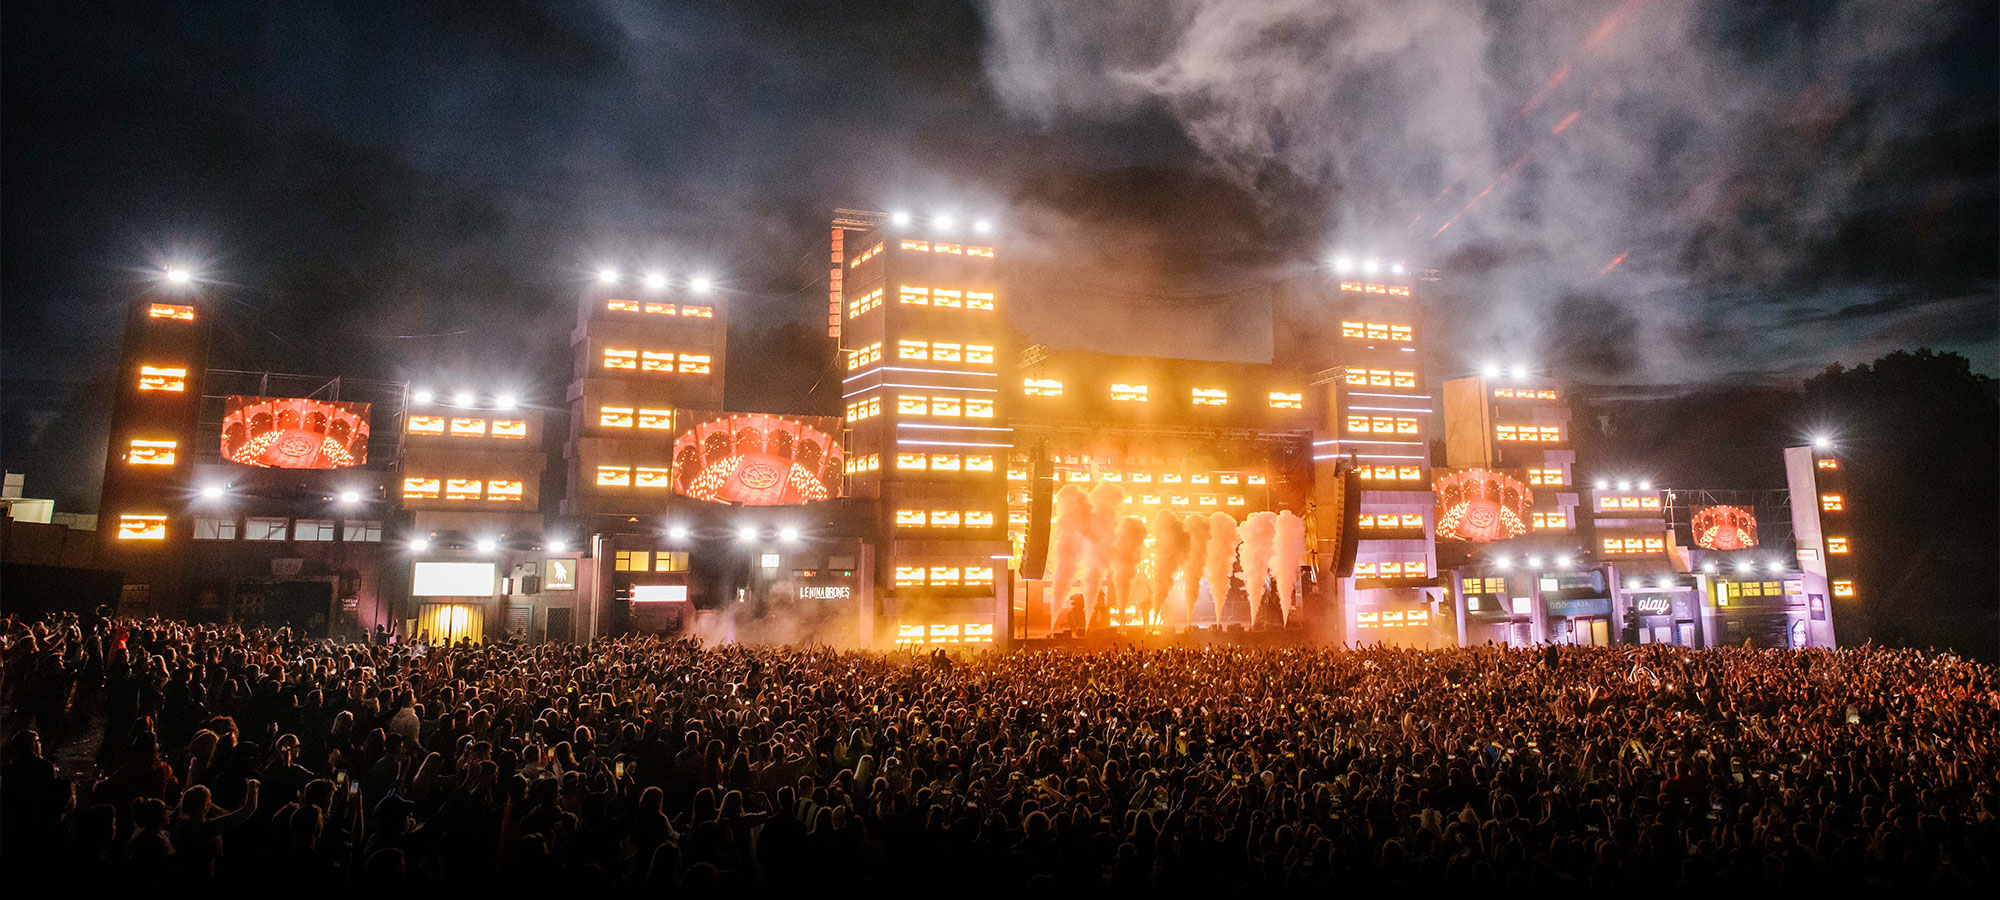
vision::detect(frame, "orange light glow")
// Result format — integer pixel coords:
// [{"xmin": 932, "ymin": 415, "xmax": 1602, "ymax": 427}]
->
[
  {"xmin": 116, "ymin": 514, "xmax": 167, "ymax": 541},
  {"xmin": 148, "ymin": 303, "xmax": 196, "ymax": 321},
  {"xmin": 1192, "ymin": 388, "xmax": 1227, "ymax": 406},
  {"xmin": 409, "ymin": 415, "xmax": 446, "ymax": 434},
  {"xmin": 677, "ymin": 354, "xmax": 710, "ymax": 374},
  {"xmin": 642, "ymin": 350, "xmax": 674, "ymax": 372},
  {"xmin": 1816, "ymin": 457, "xmax": 1839, "ymax": 470},
  {"xmin": 637, "ymin": 408, "xmax": 673, "ymax": 430},
  {"xmin": 449, "ymin": 418, "xmax": 486, "ymax": 437},
  {"xmin": 1826, "ymin": 536, "xmax": 1849, "ymax": 554},
  {"xmin": 485, "ymin": 480, "xmax": 523, "ymax": 501},
  {"xmin": 490, "ymin": 419, "xmax": 527, "ymax": 439},
  {"xmin": 603, "ymin": 349, "xmax": 637, "ymax": 370},
  {"xmin": 600, "ymin": 406, "xmax": 635, "ymax": 428},
  {"xmin": 445, "ymin": 478, "xmax": 483, "ymax": 500},
  {"xmin": 137, "ymin": 365, "xmax": 188, "ymax": 392},
  {"xmin": 402, "ymin": 477, "xmax": 441, "ymax": 499},
  {"xmin": 125, "ymin": 439, "xmax": 177, "ymax": 465},
  {"xmin": 1111, "ymin": 383, "xmax": 1148, "ymax": 402},
  {"xmin": 1820, "ymin": 494, "xmax": 1844, "ymax": 512},
  {"xmin": 596, "ymin": 466, "xmax": 632, "ymax": 487},
  {"xmin": 635, "ymin": 467, "xmax": 671, "ymax": 489},
  {"xmin": 1832, "ymin": 580, "xmax": 1855, "ymax": 597},
  {"xmin": 607, "ymin": 299, "xmax": 640, "ymax": 313}
]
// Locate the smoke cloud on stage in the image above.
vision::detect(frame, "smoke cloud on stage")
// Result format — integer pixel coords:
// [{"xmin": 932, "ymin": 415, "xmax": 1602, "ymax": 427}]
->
[
  {"xmin": 1239, "ymin": 511, "xmax": 1277, "ymax": 627},
  {"xmin": 1273, "ymin": 509, "xmax": 1307, "ymax": 619},
  {"xmin": 1204, "ymin": 513, "xmax": 1240, "ymax": 626},
  {"xmin": 1150, "ymin": 508, "xmax": 1191, "ymax": 625}
]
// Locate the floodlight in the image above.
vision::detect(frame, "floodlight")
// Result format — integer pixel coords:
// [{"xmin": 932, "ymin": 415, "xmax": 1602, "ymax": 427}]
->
[
  {"xmin": 1511, "ymin": 365, "xmax": 1529, "ymax": 380},
  {"xmin": 737, "ymin": 525, "xmax": 759, "ymax": 541},
  {"xmin": 476, "ymin": 538, "xmax": 497, "ymax": 552},
  {"xmin": 201, "ymin": 485, "xmax": 224, "ymax": 499},
  {"xmin": 974, "ymin": 219, "xmax": 992, "ymax": 234},
  {"xmin": 890, "ymin": 211, "xmax": 912, "ymax": 226},
  {"xmin": 644, "ymin": 271, "xmax": 667, "ymax": 290},
  {"xmin": 412, "ymin": 389, "xmax": 434, "ymax": 404},
  {"xmin": 934, "ymin": 215, "xmax": 954, "ymax": 231},
  {"xmin": 1556, "ymin": 556, "xmax": 1574, "ymax": 569},
  {"xmin": 454, "ymin": 391, "xmax": 475, "ymax": 406},
  {"xmin": 1594, "ymin": 479, "xmax": 1609, "ymax": 490},
  {"xmin": 779, "ymin": 526, "xmax": 801, "ymax": 542},
  {"xmin": 164, "ymin": 267, "xmax": 194, "ymax": 285},
  {"xmin": 597, "ymin": 267, "xmax": 619, "ymax": 284},
  {"xmin": 1332, "ymin": 256, "xmax": 1353, "ymax": 273},
  {"xmin": 339, "ymin": 490, "xmax": 360, "ymax": 504},
  {"xmin": 1362, "ymin": 259, "xmax": 1380, "ymax": 274},
  {"xmin": 668, "ymin": 525, "xmax": 690, "ymax": 541},
  {"xmin": 1391, "ymin": 263, "xmax": 1405, "ymax": 275},
  {"xmin": 410, "ymin": 538, "xmax": 430, "ymax": 551},
  {"xmin": 547, "ymin": 539, "xmax": 567, "ymax": 553},
  {"xmin": 690, "ymin": 275, "xmax": 714, "ymax": 293},
  {"xmin": 1482, "ymin": 364, "xmax": 1501, "ymax": 379},
  {"xmin": 495, "ymin": 394, "xmax": 517, "ymax": 410},
  {"xmin": 1617, "ymin": 481, "xmax": 1633, "ymax": 491},
  {"xmin": 1527, "ymin": 555, "xmax": 1545, "ymax": 568}
]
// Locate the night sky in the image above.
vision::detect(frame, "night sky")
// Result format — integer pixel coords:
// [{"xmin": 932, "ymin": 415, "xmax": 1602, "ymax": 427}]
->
[{"xmin": 4, "ymin": 0, "xmax": 1994, "ymax": 508}]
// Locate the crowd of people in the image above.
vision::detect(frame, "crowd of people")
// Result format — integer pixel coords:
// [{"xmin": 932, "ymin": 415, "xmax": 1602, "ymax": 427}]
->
[{"xmin": 2, "ymin": 610, "xmax": 1995, "ymax": 891}]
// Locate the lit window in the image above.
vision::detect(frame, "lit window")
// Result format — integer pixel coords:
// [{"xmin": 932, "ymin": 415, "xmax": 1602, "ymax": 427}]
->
[
  {"xmin": 849, "ymin": 242, "xmax": 884, "ymax": 267},
  {"xmin": 655, "ymin": 551, "xmax": 689, "ymax": 572},
  {"xmin": 1832, "ymin": 580, "xmax": 1855, "ymax": 597},
  {"xmin": 637, "ymin": 408, "xmax": 673, "ymax": 430},
  {"xmin": 930, "ymin": 454, "xmax": 962, "ymax": 471},
  {"xmin": 965, "ymin": 511, "xmax": 995, "ymax": 527},
  {"xmin": 1007, "ymin": 467, "xmax": 1028, "ymax": 481},
  {"xmin": 1129, "ymin": 472, "xmax": 1152, "ymax": 483},
  {"xmin": 1066, "ymin": 470, "xmax": 1091, "ymax": 482},
  {"xmin": 603, "ymin": 348, "xmax": 638, "ymax": 370},
  {"xmin": 930, "ymin": 511, "xmax": 962, "ymax": 527},
  {"xmin": 680, "ymin": 305, "xmax": 713, "ymax": 318},
  {"xmin": 148, "ymin": 303, "xmax": 195, "ymax": 321},
  {"xmin": 635, "ymin": 467, "xmax": 671, "ymax": 489},
  {"xmin": 1192, "ymin": 388, "xmax": 1227, "ymax": 406},
  {"xmin": 934, "ymin": 242, "xmax": 963, "ymax": 255},
  {"xmin": 898, "ymin": 395, "xmax": 929, "ymax": 415},
  {"xmin": 116, "ymin": 514, "xmax": 167, "ymax": 541},
  {"xmin": 1816, "ymin": 458, "xmax": 1839, "ymax": 470},
  {"xmin": 900, "ymin": 240, "xmax": 930, "ymax": 252},
  {"xmin": 1269, "ymin": 391, "xmax": 1302, "ymax": 409},
  {"xmin": 343, "ymin": 520, "xmax": 382, "ymax": 542},
  {"xmin": 614, "ymin": 550, "xmax": 650, "ymax": 572},
  {"xmin": 1826, "ymin": 536, "xmax": 1849, "ymax": 554},
  {"xmin": 642, "ymin": 350, "xmax": 675, "ymax": 372},
  {"xmin": 1820, "ymin": 494, "xmax": 1844, "ymax": 512},
  {"xmin": 964, "ymin": 566, "xmax": 994, "ymax": 584},
  {"xmin": 1528, "ymin": 467, "xmax": 1564, "ymax": 485},
  {"xmin": 896, "ymin": 453, "xmax": 927, "ymax": 470},
  {"xmin": 445, "ymin": 478, "xmax": 483, "ymax": 500},
  {"xmin": 125, "ymin": 439, "xmax": 177, "ymax": 466},
  {"xmin": 1247, "ymin": 475, "xmax": 1266, "ymax": 485},
  {"xmin": 409, "ymin": 415, "xmax": 446, "ymax": 434},
  {"xmin": 899, "ymin": 340, "xmax": 930, "ymax": 360},
  {"xmin": 137, "ymin": 365, "xmax": 187, "ymax": 392},
  {"xmin": 1025, "ymin": 377, "xmax": 1063, "ymax": 397},
  {"xmin": 899, "ymin": 285, "xmax": 930, "ymax": 306},
  {"xmin": 932, "ymin": 342, "xmax": 963, "ymax": 362},
  {"xmin": 485, "ymin": 480, "xmax": 523, "ymax": 501},
  {"xmin": 965, "ymin": 398, "xmax": 994, "ymax": 418},
  {"xmin": 490, "ymin": 419, "xmax": 527, "ymax": 439},
  {"xmin": 600, "ymin": 406, "xmax": 635, "ymax": 428},
  {"xmin": 294, "ymin": 519, "xmax": 335, "ymax": 542},
  {"xmin": 967, "ymin": 246, "xmax": 994, "ymax": 258},
  {"xmin": 894, "ymin": 566, "xmax": 926, "ymax": 586},
  {"xmin": 964, "ymin": 291, "xmax": 995, "ymax": 311},
  {"xmin": 449, "ymin": 418, "xmax": 487, "ymax": 437},
  {"xmin": 245, "ymin": 517, "xmax": 288, "ymax": 541},
  {"xmin": 1532, "ymin": 512, "xmax": 1568, "ymax": 529},
  {"xmin": 606, "ymin": 299, "xmax": 641, "ymax": 313},
  {"xmin": 966, "ymin": 344, "xmax": 995, "ymax": 364},
  {"xmin": 644, "ymin": 302, "xmax": 675, "ymax": 316},
  {"xmin": 1111, "ymin": 383, "xmax": 1148, "ymax": 402},
  {"xmin": 896, "ymin": 510, "xmax": 927, "ymax": 527},
  {"xmin": 850, "ymin": 288, "xmax": 884, "ymax": 317},
  {"xmin": 194, "ymin": 516, "xmax": 236, "ymax": 540},
  {"xmin": 678, "ymin": 354, "xmax": 711, "ymax": 374},
  {"xmin": 929, "ymin": 566, "xmax": 961, "ymax": 584},
  {"xmin": 596, "ymin": 466, "xmax": 632, "ymax": 487},
  {"xmin": 402, "ymin": 477, "xmax": 440, "ymax": 499},
  {"xmin": 931, "ymin": 289, "xmax": 963, "ymax": 309},
  {"xmin": 964, "ymin": 455, "xmax": 995, "ymax": 472},
  {"xmin": 848, "ymin": 341, "xmax": 882, "ymax": 369}
]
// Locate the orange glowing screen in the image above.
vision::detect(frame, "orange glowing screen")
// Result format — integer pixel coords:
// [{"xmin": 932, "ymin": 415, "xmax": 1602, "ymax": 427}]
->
[
  {"xmin": 138, "ymin": 365, "xmax": 187, "ymax": 392},
  {"xmin": 117, "ymin": 514, "xmax": 167, "ymax": 540},
  {"xmin": 221, "ymin": 396, "xmax": 370, "ymax": 469},
  {"xmin": 147, "ymin": 303, "xmax": 195, "ymax": 321},
  {"xmin": 125, "ymin": 439, "xmax": 177, "ymax": 466}
]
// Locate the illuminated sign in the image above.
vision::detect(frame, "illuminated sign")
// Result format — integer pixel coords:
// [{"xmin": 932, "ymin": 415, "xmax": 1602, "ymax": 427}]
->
[
  {"xmin": 1433, "ymin": 469, "xmax": 1532, "ymax": 542},
  {"xmin": 799, "ymin": 585, "xmax": 852, "ymax": 601},
  {"xmin": 630, "ymin": 585, "xmax": 689, "ymax": 603},
  {"xmin": 669, "ymin": 412, "xmax": 843, "ymax": 505},
  {"xmin": 147, "ymin": 303, "xmax": 195, "ymax": 321},
  {"xmin": 221, "ymin": 396, "xmax": 370, "ymax": 469},
  {"xmin": 116, "ymin": 514, "xmax": 167, "ymax": 540},
  {"xmin": 1630, "ymin": 594, "xmax": 1673, "ymax": 616},
  {"xmin": 1692, "ymin": 505, "xmax": 1758, "ymax": 550},
  {"xmin": 412, "ymin": 562, "xmax": 495, "ymax": 597}
]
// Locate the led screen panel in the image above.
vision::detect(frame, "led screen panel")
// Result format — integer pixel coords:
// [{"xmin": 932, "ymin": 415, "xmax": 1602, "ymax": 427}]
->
[
  {"xmin": 670, "ymin": 411, "xmax": 843, "ymax": 505},
  {"xmin": 1433, "ymin": 469, "xmax": 1533, "ymax": 542},
  {"xmin": 222, "ymin": 396, "xmax": 371, "ymax": 468},
  {"xmin": 412, "ymin": 561, "xmax": 497, "ymax": 597},
  {"xmin": 1692, "ymin": 505, "xmax": 1758, "ymax": 550}
]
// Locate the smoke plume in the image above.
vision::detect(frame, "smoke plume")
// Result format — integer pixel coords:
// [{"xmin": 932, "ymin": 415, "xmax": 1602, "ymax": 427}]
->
[
  {"xmin": 1081, "ymin": 481, "xmax": 1128, "ymax": 626},
  {"xmin": 1049, "ymin": 484, "xmax": 1093, "ymax": 618},
  {"xmin": 1239, "ymin": 511, "xmax": 1277, "ymax": 627},
  {"xmin": 1272, "ymin": 509, "xmax": 1307, "ymax": 620},
  {"xmin": 1111, "ymin": 515, "xmax": 1149, "ymax": 620},
  {"xmin": 1204, "ymin": 513, "xmax": 1239, "ymax": 625},
  {"xmin": 1149, "ymin": 509, "xmax": 1190, "ymax": 626},
  {"xmin": 1179, "ymin": 513, "xmax": 1211, "ymax": 623}
]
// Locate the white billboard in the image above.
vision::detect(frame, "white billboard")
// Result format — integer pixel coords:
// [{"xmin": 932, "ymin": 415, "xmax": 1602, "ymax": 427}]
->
[{"xmin": 413, "ymin": 561, "xmax": 497, "ymax": 597}]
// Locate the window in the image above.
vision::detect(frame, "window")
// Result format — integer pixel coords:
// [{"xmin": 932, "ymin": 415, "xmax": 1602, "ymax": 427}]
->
[
  {"xmin": 643, "ymin": 302, "xmax": 675, "ymax": 316},
  {"xmin": 655, "ymin": 551, "xmax": 689, "ymax": 572},
  {"xmin": 899, "ymin": 340, "xmax": 930, "ymax": 361},
  {"xmin": 896, "ymin": 453, "xmax": 927, "ymax": 470},
  {"xmin": 137, "ymin": 365, "xmax": 187, "ymax": 392},
  {"xmin": 642, "ymin": 350, "xmax": 675, "ymax": 372},
  {"xmin": 898, "ymin": 395, "xmax": 930, "ymax": 416},
  {"xmin": 1025, "ymin": 378, "xmax": 1062, "ymax": 397},
  {"xmin": 1269, "ymin": 391, "xmax": 1302, "ymax": 409},
  {"xmin": 637, "ymin": 409, "xmax": 673, "ymax": 430},
  {"xmin": 967, "ymin": 246, "xmax": 994, "ymax": 258},
  {"xmin": 964, "ymin": 291, "xmax": 995, "ymax": 311},
  {"xmin": 409, "ymin": 415, "xmax": 446, "ymax": 434},
  {"xmin": 245, "ymin": 517, "xmax": 289, "ymax": 541},
  {"xmin": 635, "ymin": 467, "xmax": 671, "ymax": 489},
  {"xmin": 603, "ymin": 348, "xmax": 638, "ymax": 370},
  {"xmin": 900, "ymin": 239, "xmax": 930, "ymax": 252},
  {"xmin": 607, "ymin": 299, "xmax": 641, "ymax": 313},
  {"xmin": 931, "ymin": 289, "xmax": 963, "ymax": 309},
  {"xmin": 1339, "ymin": 322, "xmax": 1414, "ymax": 342},
  {"xmin": 486, "ymin": 480, "xmax": 524, "ymax": 501},
  {"xmin": 601, "ymin": 406, "xmax": 635, "ymax": 428},
  {"xmin": 934, "ymin": 242, "xmax": 963, "ymax": 255},
  {"xmin": 148, "ymin": 303, "xmax": 196, "ymax": 321},
  {"xmin": 680, "ymin": 305, "xmax": 713, "ymax": 319},
  {"xmin": 965, "ymin": 511, "xmax": 995, "ymax": 527},
  {"xmin": 1463, "ymin": 576, "xmax": 1504, "ymax": 594},
  {"xmin": 1826, "ymin": 536, "xmax": 1849, "ymax": 554},
  {"xmin": 490, "ymin": 420, "xmax": 527, "ymax": 439},
  {"xmin": 1349, "ymin": 416, "xmax": 1419, "ymax": 434},
  {"xmin": 1111, "ymin": 383, "xmax": 1148, "ymax": 402},
  {"xmin": 846, "ymin": 397, "xmax": 881, "ymax": 422},
  {"xmin": 965, "ymin": 398, "xmax": 994, "ymax": 418},
  {"xmin": 849, "ymin": 287, "xmax": 883, "ymax": 317},
  {"xmin": 931, "ymin": 342, "xmax": 963, "ymax": 362},
  {"xmin": 445, "ymin": 479, "xmax": 483, "ymax": 500},
  {"xmin": 597, "ymin": 466, "xmax": 632, "ymax": 487},
  {"xmin": 899, "ymin": 285, "xmax": 930, "ymax": 306},
  {"xmin": 403, "ymin": 477, "xmax": 441, "ymax": 499},
  {"xmin": 449, "ymin": 418, "xmax": 487, "ymax": 437},
  {"xmin": 678, "ymin": 354, "xmax": 711, "ymax": 374},
  {"xmin": 193, "ymin": 516, "xmax": 236, "ymax": 540},
  {"xmin": 930, "ymin": 454, "xmax": 962, "ymax": 471},
  {"xmin": 1528, "ymin": 467, "xmax": 1565, "ymax": 485},
  {"xmin": 849, "ymin": 341, "xmax": 883, "ymax": 369},
  {"xmin": 1495, "ymin": 425, "xmax": 1562, "ymax": 442},
  {"xmin": 1816, "ymin": 458, "xmax": 1839, "ymax": 470},
  {"xmin": 894, "ymin": 566, "xmax": 926, "ymax": 586},
  {"xmin": 966, "ymin": 344, "xmax": 995, "ymax": 364},
  {"xmin": 1820, "ymin": 494, "xmax": 1844, "ymax": 512},
  {"xmin": 930, "ymin": 511, "xmax": 962, "ymax": 527},
  {"xmin": 343, "ymin": 520, "xmax": 382, "ymax": 542},
  {"xmin": 1532, "ymin": 512, "xmax": 1568, "ymax": 529},
  {"xmin": 1192, "ymin": 388, "xmax": 1227, "ymax": 406},
  {"xmin": 117, "ymin": 514, "xmax": 168, "ymax": 541},
  {"xmin": 849, "ymin": 242, "xmax": 883, "ymax": 267},
  {"xmin": 843, "ymin": 453, "xmax": 882, "ymax": 474},
  {"xmin": 964, "ymin": 455, "xmax": 995, "ymax": 472},
  {"xmin": 1832, "ymin": 580, "xmax": 1855, "ymax": 597},
  {"xmin": 294, "ymin": 519, "xmax": 335, "ymax": 541},
  {"xmin": 125, "ymin": 439, "xmax": 177, "ymax": 466},
  {"xmin": 614, "ymin": 551, "xmax": 650, "ymax": 572}
]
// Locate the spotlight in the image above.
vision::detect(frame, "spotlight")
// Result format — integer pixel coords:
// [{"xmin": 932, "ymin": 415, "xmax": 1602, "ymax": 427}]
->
[
  {"xmin": 644, "ymin": 271, "xmax": 667, "ymax": 290},
  {"xmin": 1557, "ymin": 556, "xmax": 1574, "ymax": 569},
  {"xmin": 410, "ymin": 538, "xmax": 430, "ymax": 552},
  {"xmin": 1511, "ymin": 364, "xmax": 1529, "ymax": 380},
  {"xmin": 973, "ymin": 219, "xmax": 992, "ymax": 234},
  {"xmin": 495, "ymin": 394, "xmax": 517, "ymax": 410},
  {"xmin": 1494, "ymin": 557, "xmax": 1512, "ymax": 569},
  {"xmin": 1363, "ymin": 259, "xmax": 1380, "ymax": 274},
  {"xmin": 547, "ymin": 539, "xmax": 567, "ymax": 553},
  {"xmin": 1735, "ymin": 561, "xmax": 1755, "ymax": 575},
  {"xmin": 668, "ymin": 525, "xmax": 690, "ymax": 541},
  {"xmin": 476, "ymin": 538, "xmax": 497, "ymax": 553},
  {"xmin": 1655, "ymin": 577, "xmax": 1674, "ymax": 589},
  {"xmin": 201, "ymin": 485, "xmax": 224, "ymax": 499},
  {"xmin": 1701, "ymin": 561, "xmax": 1717, "ymax": 574},
  {"xmin": 1626, "ymin": 579, "xmax": 1642, "ymax": 590},
  {"xmin": 596, "ymin": 267, "xmax": 619, "ymax": 285},
  {"xmin": 1527, "ymin": 555, "xmax": 1545, "ymax": 568},
  {"xmin": 934, "ymin": 214, "xmax": 954, "ymax": 231},
  {"xmin": 1637, "ymin": 480, "xmax": 1652, "ymax": 490},
  {"xmin": 412, "ymin": 389, "xmax": 434, "ymax": 404},
  {"xmin": 890, "ymin": 211, "xmax": 912, "ymax": 226},
  {"xmin": 690, "ymin": 275, "xmax": 714, "ymax": 293},
  {"xmin": 339, "ymin": 490, "xmax": 360, "ymax": 504},
  {"xmin": 737, "ymin": 525, "xmax": 758, "ymax": 541},
  {"xmin": 1391, "ymin": 263, "xmax": 1405, "ymax": 275},
  {"xmin": 1482, "ymin": 364, "xmax": 1501, "ymax": 379},
  {"xmin": 1617, "ymin": 481, "xmax": 1633, "ymax": 491},
  {"xmin": 779, "ymin": 526, "xmax": 801, "ymax": 542},
  {"xmin": 1594, "ymin": 479, "xmax": 1609, "ymax": 490},
  {"xmin": 1332, "ymin": 256, "xmax": 1353, "ymax": 273},
  {"xmin": 454, "ymin": 391, "xmax": 476, "ymax": 406},
  {"xmin": 1766, "ymin": 561, "xmax": 1784, "ymax": 574},
  {"xmin": 1812, "ymin": 434, "xmax": 1832, "ymax": 450},
  {"xmin": 164, "ymin": 266, "xmax": 194, "ymax": 285}
]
